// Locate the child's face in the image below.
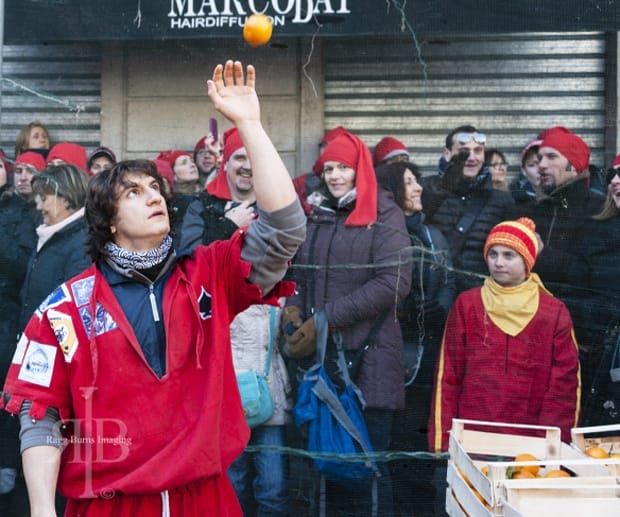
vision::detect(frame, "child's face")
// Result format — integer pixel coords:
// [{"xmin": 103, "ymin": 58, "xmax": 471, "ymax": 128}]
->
[{"xmin": 486, "ymin": 244, "xmax": 527, "ymax": 287}]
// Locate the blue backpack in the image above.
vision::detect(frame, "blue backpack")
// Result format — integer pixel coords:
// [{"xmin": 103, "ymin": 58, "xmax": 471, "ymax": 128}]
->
[{"xmin": 293, "ymin": 310, "xmax": 379, "ymax": 484}]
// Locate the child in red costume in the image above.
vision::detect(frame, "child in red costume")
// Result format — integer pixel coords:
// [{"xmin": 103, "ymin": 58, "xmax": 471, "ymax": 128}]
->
[
  {"xmin": 429, "ymin": 217, "xmax": 580, "ymax": 452},
  {"xmin": 1, "ymin": 61, "xmax": 306, "ymax": 517}
]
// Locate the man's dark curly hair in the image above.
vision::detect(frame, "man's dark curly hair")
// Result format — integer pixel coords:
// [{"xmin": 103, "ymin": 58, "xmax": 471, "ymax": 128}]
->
[{"xmin": 85, "ymin": 159, "xmax": 173, "ymax": 262}]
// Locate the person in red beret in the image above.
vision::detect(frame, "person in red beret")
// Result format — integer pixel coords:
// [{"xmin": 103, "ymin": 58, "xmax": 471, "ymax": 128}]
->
[
  {"xmin": 199, "ymin": 127, "xmax": 257, "ymax": 244},
  {"xmin": 291, "ymin": 126, "xmax": 350, "ymax": 215},
  {"xmin": 0, "ymin": 152, "xmax": 39, "ymax": 513},
  {"xmin": 156, "ymin": 150, "xmax": 200, "ymax": 195},
  {"xmin": 518, "ymin": 126, "xmax": 604, "ymax": 289},
  {"xmin": 13, "ymin": 151, "xmax": 46, "ymax": 204},
  {"xmin": 193, "ymin": 133, "xmax": 221, "ymax": 188},
  {"xmin": 283, "ymin": 131, "xmax": 412, "ymax": 515}
]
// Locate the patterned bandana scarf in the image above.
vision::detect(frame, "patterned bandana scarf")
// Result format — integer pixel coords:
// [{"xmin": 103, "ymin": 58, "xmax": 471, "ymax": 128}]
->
[{"xmin": 105, "ymin": 235, "xmax": 173, "ymax": 270}]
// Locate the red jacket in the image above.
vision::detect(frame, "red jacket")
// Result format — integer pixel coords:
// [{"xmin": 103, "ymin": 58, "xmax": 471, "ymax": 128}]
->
[
  {"xmin": 428, "ymin": 287, "xmax": 580, "ymax": 452},
  {"xmin": 2, "ymin": 232, "xmax": 293, "ymax": 504}
]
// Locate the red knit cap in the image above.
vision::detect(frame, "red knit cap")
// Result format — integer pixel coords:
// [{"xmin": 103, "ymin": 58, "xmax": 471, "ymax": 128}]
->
[
  {"xmin": 612, "ymin": 154, "xmax": 620, "ymax": 169},
  {"xmin": 206, "ymin": 128, "xmax": 245, "ymax": 200},
  {"xmin": 314, "ymin": 132, "xmax": 378, "ymax": 227},
  {"xmin": 46, "ymin": 142, "xmax": 88, "ymax": 172},
  {"xmin": 15, "ymin": 151, "xmax": 46, "ymax": 171},
  {"xmin": 320, "ymin": 126, "xmax": 348, "ymax": 147},
  {"xmin": 156, "ymin": 150, "xmax": 191, "ymax": 170},
  {"xmin": 312, "ymin": 127, "xmax": 351, "ymax": 176},
  {"xmin": 153, "ymin": 159, "xmax": 174, "ymax": 187},
  {"xmin": 539, "ymin": 126, "xmax": 590, "ymax": 173},
  {"xmin": 373, "ymin": 136, "xmax": 409, "ymax": 166},
  {"xmin": 484, "ymin": 218, "xmax": 539, "ymax": 274}
]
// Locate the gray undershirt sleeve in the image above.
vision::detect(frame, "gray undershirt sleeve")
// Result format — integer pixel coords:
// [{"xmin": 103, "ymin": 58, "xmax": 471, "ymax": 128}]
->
[
  {"xmin": 243, "ymin": 198, "xmax": 306, "ymax": 294},
  {"xmin": 19, "ymin": 401, "xmax": 63, "ymax": 453}
]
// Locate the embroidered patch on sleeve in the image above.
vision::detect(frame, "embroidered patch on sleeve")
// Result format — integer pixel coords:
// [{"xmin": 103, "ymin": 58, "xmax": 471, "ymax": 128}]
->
[
  {"xmin": 11, "ymin": 333, "xmax": 29, "ymax": 365},
  {"xmin": 198, "ymin": 286, "xmax": 212, "ymax": 320},
  {"xmin": 79, "ymin": 303, "xmax": 118, "ymax": 338},
  {"xmin": 48, "ymin": 309, "xmax": 79, "ymax": 362},
  {"xmin": 35, "ymin": 284, "xmax": 71, "ymax": 319},
  {"xmin": 71, "ymin": 276, "xmax": 95, "ymax": 307},
  {"xmin": 17, "ymin": 342, "xmax": 57, "ymax": 387}
]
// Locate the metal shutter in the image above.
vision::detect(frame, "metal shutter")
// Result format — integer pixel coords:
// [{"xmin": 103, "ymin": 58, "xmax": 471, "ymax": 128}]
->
[
  {"xmin": 0, "ymin": 42, "xmax": 102, "ymax": 160},
  {"xmin": 324, "ymin": 33, "xmax": 606, "ymax": 175}
]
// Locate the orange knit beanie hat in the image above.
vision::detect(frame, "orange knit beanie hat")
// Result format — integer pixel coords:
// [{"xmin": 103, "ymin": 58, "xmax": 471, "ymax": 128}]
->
[{"xmin": 484, "ymin": 217, "xmax": 539, "ymax": 273}]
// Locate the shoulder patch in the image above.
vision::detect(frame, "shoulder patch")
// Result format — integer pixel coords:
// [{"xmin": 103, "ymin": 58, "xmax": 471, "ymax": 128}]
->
[
  {"xmin": 48, "ymin": 309, "xmax": 79, "ymax": 362},
  {"xmin": 11, "ymin": 333, "xmax": 29, "ymax": 365},
  {"xmin": 79, "ymin": 303, "xmax": 118, "ymax": 338},
  {"xmin": 71, "ymin": 276, "xmax": 95, "ymax": 307},
  {"xmin": 18, "ymin": 342, "xmax": 57, "ymax": 387},
  {"xmin": 36, "ymin": 284, "xmax": 71, "ymax": 318},
  {"xmin": 198, "ymin": 286, "xmax": 212, "ymax": 320}
]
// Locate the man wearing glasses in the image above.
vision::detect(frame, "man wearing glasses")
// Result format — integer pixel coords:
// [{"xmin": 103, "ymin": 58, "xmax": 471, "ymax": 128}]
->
[{"xmin": 422, "ymin": 125, "xmax": 515, "ymax": 293}]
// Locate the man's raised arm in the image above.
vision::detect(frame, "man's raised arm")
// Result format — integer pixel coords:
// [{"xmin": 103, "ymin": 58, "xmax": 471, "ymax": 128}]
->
[{"xmin": 206, "ymin": 60, "xmax": 297, "ymax": 212}]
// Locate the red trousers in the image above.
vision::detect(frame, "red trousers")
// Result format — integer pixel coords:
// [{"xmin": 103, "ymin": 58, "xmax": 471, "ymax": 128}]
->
[{"xmin": 64, "ymin": 475, "xmax": 242, "ymax": 517}]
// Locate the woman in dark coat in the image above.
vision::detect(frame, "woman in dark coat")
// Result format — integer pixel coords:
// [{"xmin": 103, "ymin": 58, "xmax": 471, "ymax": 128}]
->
[
  {"xmin": 376, "ymin": 160, "xmax": 456, "ymax": 516},
  {"xmin": 18, "ymin": 164, "xmax": 92, "ymax": 332},
  {"xmin": 567, "ymin": 164, "xmax": 620, "ymax": 425},
  {"xmin": 283, "ymin": 132, "xmax": 411, "ymax": 516}
]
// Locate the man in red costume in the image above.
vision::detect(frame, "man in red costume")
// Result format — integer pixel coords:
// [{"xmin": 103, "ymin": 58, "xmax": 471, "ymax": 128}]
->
[{"xmin": 1, "ymin": 60, "xmax": 306, "ymax": 517}]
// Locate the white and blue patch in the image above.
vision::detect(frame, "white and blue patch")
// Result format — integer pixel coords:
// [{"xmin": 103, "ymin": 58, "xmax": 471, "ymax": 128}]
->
[
  {"xmin": 198, "ymin": 286, "xmax": 212, "ymax": 320},
  {"xmin": 71, "ymin": 276, "xmax": 95, "ymax": 307},
  {"xmin": 17, "ymin": 342, "xmax": 57, "ymax": 387},
  {"xmin": 11, "ymin": 333, "xmax": 29, "ymax": 365},
  {"xmin": 35, "ymin": 284, "xmax": 71, "ymax": 318},
  {"xmin": 79, "ymin": 303, "xmax": 118, "ymax": 338}
]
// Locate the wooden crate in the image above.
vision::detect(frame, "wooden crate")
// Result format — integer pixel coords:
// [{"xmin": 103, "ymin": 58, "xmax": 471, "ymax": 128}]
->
[{"xmin": 447, "ymin": 419, "xmax": 620, "ymax": 516}]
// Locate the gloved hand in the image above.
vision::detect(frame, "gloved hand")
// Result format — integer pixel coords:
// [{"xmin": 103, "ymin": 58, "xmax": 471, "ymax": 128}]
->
[
  {"xmin": 440, "ymin": 150, "xmax": 469, "ymax": 191},
  {"xmin": 281, "ymin": 306, "xmax": 304, "ymax": 335},
  {"xmin": 283, "ymin": 315, "xmax": 316, "ymax": 359}
]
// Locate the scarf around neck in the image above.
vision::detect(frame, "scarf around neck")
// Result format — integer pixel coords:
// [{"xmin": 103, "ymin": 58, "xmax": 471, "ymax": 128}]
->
[
  {"xmin": 480, "ymin": 273, "xmax": 550, "ymax": 336},
  {"xmin": 36, "ymin": 207, "xmax": 84, "ymax": 251},
  {"xmin": 105, "ymin": 234, "xmax": 173, "ymax": 270}
]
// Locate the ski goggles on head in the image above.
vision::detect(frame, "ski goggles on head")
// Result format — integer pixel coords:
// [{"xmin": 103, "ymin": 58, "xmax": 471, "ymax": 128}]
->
[
  {"xmin": 605, "ymin": 167, "xmax": 620, "ymax": 184},
  {"xmin": 454, "ymin": 132, "xmax": 487, "ymax": 146}
]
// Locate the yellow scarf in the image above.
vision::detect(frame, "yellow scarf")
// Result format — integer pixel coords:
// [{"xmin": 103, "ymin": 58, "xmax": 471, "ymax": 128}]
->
[{"xmin": 480, "ymin": 273, "xmax": 551, "ymax": 336}]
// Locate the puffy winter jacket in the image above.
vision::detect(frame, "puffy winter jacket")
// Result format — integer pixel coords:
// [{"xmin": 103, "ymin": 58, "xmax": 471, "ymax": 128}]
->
[{"xmin": 287, "ymin": 189, "xmax": 412, "ymax": 409}]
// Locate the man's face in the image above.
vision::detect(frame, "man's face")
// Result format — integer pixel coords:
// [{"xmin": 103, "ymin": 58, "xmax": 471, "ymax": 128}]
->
[
  {"xmin": 14, "ymin": 165, "xmax": 36, "ymax": 197},
  {"xmin": 90, "ymin": 156, "xmax": 114, "ymax": 175},
  {"xmin": 538, "ymin": 146, "xmax": 577, "ymax": 193},
  {"xmin": 111, "ymin": 172, "xmax": 170, "ymax": 251},
  {"xmin": 196, "ymin": 148, "xmax": 218, "ymax": 174},
  {"xmin": 444, "ymin": 133, "xmax": 485, "ymax": 178},
  {"xmin": 225, "ymin": 147, "xmax": 253, "ymax": 200}
]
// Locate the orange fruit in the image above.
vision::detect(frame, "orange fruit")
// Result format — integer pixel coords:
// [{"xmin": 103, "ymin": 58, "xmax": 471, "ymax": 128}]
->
[
  {"xmin": 243, "ymin": 14, "xmax": 273, "ymax": 47},
  {"xmin": 512, "ymin": 469, "xmax": 536, "ymax": 479},
  {"xmin": 514, "ymin": 453, "xmax": 540, "ymax": 475},
  {"xmin": 544, "ymin": 469, "xmax": 571, "ymax": 478},
  {"xmin": 585, "ymin": 446, "xmax": 609, "ymax": 459}
]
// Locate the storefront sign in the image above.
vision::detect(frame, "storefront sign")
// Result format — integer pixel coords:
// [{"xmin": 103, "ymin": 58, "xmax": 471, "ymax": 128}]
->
[{"xmin": 4, "ymin": 0, "xmax": 619, "ymax": 43}]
